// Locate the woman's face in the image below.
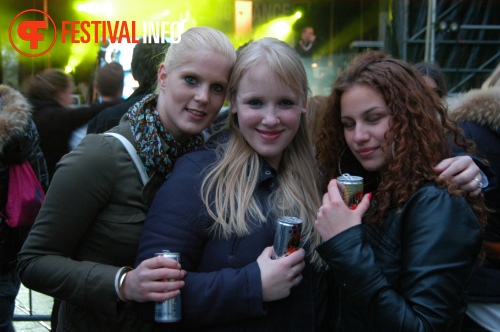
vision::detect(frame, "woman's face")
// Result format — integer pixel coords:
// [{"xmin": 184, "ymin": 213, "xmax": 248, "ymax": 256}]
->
[
  {"xmin": 156, "ymin": 49, "xmax": 232, "ymax": 143},
  {"xmin": 56, "ymin": 81, "xmax": 74, "ymax": 109},
  {"xmin": 340, "ymin": 84, "xmax": 393, "ymax": 172},
  {"xmin": 231, "ymin": 63, "xmax": 306, "ymax": 170}
]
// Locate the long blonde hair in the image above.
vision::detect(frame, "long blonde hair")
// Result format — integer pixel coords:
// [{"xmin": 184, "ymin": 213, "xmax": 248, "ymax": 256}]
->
[{"xmin": 200, "ymin": 38, "xmax": 322, "ymax": 254}]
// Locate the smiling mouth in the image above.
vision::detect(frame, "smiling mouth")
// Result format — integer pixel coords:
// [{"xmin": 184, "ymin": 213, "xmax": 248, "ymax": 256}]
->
[
  {"xmin": 357, "ymin": 148, "xmax": 376, "ymax": 157},
  {"xmin": 257, "ymin": 129, "xmax": 282, "ymax": 141},
  {"xmin": 187, "ymin": 108, "xmax": 205, "ymax": 117}
]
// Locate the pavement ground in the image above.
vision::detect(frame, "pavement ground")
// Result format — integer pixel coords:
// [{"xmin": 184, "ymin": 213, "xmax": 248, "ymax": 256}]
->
[{"xmin": 13, "ymin": 284, "xmax": 52, "ymax": 331}]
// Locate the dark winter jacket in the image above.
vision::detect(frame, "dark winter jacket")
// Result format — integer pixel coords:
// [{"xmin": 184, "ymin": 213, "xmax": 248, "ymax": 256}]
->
[
  {"xmin": 450, "ymin": 87, "xmax": 500, "ymax": 303},
  {"xmin": 86, "ymin": 85, "xmax": 152, "ymax": 134},
  {"xmin": 0, "ymin": 84, "xmax": 48, "ymax": 272},
  {"xmin": 135, "ymin": 143, "xmax": 325, "ymax": 331},
  {"xmin": 317, "ymin": 183, "xmax": 482, "ymax": 331},
  {"xmin": 30, "ymin": 98, "xmax": 115, "ymax": 180}
]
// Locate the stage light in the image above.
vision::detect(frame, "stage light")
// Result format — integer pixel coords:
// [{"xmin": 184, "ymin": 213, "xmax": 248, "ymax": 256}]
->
[
  {"xmin": 449, "ymin": 21, "xmax": 459, "ymax": 32},
  {"xmin": 438, "ymin": 19, "xmax": 459, "ymax": 32},
  {"xmin": 295, "ymin": 11, "xmax": 302, "ymax": 19},
  {"xmin": 253, "ymin": 12, "xmax": 301, "ymax": 41},
  {"xmin": 75, "ymin": 1, "xmax": 114, "ymax": 19},
  {"xmin": 65, "ymin": 66, "xmax": 73, "ymax": 73}
]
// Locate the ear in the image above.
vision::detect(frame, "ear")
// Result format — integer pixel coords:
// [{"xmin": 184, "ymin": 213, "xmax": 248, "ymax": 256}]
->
[
  {"xmin": 301, "ymin": 102, "xmax": 307, "ymax": 114},
  {"xmin": 157, "ymin": 63, "xmax": 168, "ymax": 91},
  {"xmin": 230, "ymin": 95, "xmax": 238, "ymax": 114}
]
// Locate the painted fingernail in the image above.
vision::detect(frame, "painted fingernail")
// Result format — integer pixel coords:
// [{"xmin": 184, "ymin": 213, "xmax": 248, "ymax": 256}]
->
[{"xmin": 368, "ymin": 192, "xmax": 373, "ymax": 200}]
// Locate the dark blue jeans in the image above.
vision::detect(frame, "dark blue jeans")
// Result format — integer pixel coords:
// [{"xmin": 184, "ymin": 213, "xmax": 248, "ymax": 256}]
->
[{"xmin": 0, "ymin": 266, "xmax": 21, "ymax": 332}]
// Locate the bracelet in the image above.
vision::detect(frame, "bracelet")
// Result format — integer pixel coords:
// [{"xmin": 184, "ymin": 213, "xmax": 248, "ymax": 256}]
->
[{"xmin": 114, "ymin": 266, "xmax": 133, "ymax": 302}]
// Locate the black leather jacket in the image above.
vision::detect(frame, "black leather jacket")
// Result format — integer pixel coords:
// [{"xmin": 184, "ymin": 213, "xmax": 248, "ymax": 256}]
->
[{"xmin": 316, "ymin": 183, "xmax": 482, "ymax": 331}]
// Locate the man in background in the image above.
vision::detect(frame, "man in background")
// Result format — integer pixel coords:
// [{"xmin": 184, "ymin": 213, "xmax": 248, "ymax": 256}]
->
[{"xmin": 87, "ymin": 42, "xmax": 166, "ymax": 134}]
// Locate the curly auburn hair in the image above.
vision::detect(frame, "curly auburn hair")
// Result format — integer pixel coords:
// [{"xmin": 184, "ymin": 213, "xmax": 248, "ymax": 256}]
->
[{"xmin": 316, "ymin": 51, "xmax": 488, "ymax": 226}]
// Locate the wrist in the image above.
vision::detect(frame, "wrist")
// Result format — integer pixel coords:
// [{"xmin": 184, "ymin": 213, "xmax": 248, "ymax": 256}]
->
[{"xmin": 114, "ymin": 266, "xmax": 133, "ymax": 302}]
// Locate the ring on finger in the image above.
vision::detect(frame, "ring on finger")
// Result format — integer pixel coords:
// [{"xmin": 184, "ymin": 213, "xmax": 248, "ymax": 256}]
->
[
  {"xmin": 317, "ymin": 206, "xmax": 323, "ymax": 216},
  {"xmin": 295, "ymin": 276, "xmax": 300, "ymax": 287},
  {"xmin": 474, "ymin": 177, "xmax": 483, "ymax": 189}
]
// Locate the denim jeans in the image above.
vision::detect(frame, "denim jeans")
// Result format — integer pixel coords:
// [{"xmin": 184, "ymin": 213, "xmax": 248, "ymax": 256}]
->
[{"xmin": 0, "ymin": 266, "xmax": 21, "ymax": 332}]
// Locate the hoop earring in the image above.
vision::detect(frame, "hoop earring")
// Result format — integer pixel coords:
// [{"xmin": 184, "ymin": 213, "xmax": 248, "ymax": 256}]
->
[{"xmin": 338, "ymin": 147, "xmax": 348, "ymax": 175}]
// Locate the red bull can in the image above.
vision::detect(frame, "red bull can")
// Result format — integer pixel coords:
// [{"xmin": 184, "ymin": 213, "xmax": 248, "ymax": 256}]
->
[
  {"xmin": 272, "ymin": 216, "xmax": 303, "ymax": 259},
  {"xmin": 155, "ymin": 250, "xmax": 181, "ymax": 323},
  {"xmin": 337, "ymin": 174, "xmax": 364, "ymax": 210}
]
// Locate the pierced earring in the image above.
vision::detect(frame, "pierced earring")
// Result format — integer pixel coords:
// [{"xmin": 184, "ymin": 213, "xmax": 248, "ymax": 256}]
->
[{"xmin": 338, "ymin": 147, "xmax": 347, "ymax": 175}]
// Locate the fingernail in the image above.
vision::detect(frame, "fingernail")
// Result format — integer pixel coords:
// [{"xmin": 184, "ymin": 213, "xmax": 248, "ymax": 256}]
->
[{"xmin": 368, "ymin": 192, "xmax": 373, "ymax": 200}]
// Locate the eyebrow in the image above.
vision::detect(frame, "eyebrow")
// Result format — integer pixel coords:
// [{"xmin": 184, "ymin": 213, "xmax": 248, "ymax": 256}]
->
[{"xmin": 341, "ymin": 106, "xmax": 386, "ymax": 119}]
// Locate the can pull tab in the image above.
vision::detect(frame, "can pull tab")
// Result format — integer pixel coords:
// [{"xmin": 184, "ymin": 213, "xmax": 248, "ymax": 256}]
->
[{"xmin": 342, "ymin": 173, "xmax": 354, "ymax": 180}]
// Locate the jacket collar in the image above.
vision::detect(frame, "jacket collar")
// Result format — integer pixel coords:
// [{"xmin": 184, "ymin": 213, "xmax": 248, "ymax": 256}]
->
[
  {"xmin": 448, "ymin": 87, "xmax": 500, "ymax": 133},
  {"xmin": 0, "ymin": 85, "xmax": 33, "ymax": 150}
]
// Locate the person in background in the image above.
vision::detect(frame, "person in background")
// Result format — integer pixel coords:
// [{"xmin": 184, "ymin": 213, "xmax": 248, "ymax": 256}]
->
[
  {"xmin": 449, "ymin": 79, "xmax": 500, "ymax": 332},
  {"xmin": 135, "ymin": 37, "xmax": 325, "ymax": 331},
  {"xmin": 87, "ymin": 42, "xmax": 166, "ymax": 134},
  {"xmin": 24, "ymin": 69, "xmax": 115, "ymax": 180},
  {"xmin": 0, "ymin": 85, "xmax": 48, "ymax": 332},
  {"xmin": 17, "ymin": 27, "xmax": 236, "ymax": 331},
  {"xmin": 414, "ymin": 62, "xmax": 448, "ymax": 99},
  {"xmin": 414, "ymin": 61, "xmax": 496, "ymax": 191},
  {"xmin": 94, "ymin": 61, "xmax": 125, "ymax": 104},
  {"xmin": 314, "ymin": 51, "xmax": 489, "ymax": 331},
  {"xmin": 69, "ymin": 61, "xmax": 125, "ymax": 149},
  {"xmin": 295, "ymin": 26, "xmax": 317, "ymax": 59}
]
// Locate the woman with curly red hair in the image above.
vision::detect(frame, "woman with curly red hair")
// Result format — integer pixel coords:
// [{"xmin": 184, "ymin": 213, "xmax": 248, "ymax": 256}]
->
[{"xmin": 314, "ymin": 51, "xmax": 489, "ymax": 331}]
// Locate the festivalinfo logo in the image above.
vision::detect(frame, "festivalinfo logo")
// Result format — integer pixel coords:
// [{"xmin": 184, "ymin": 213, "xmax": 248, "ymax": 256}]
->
[{"xmin": 9, "ymin": 9, "xmax": 184, "ymax": 57}]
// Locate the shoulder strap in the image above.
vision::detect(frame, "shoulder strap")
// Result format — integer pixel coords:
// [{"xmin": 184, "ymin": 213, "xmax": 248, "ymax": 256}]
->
[{"xmin": 103, "ymin": 133, "xmax": 149, "ymax": 186}]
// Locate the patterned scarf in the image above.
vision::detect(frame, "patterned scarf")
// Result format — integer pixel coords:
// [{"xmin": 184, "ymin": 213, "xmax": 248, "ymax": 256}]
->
[{"xmin": 126, "ymin": 94, "xmax": 204, "ymax": 177}]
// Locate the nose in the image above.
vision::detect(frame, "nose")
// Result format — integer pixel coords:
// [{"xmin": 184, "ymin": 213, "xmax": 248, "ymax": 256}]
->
[
  {"xmin": 262, "ymin": 106, "xmax": 280, "ymax": 126},
  {"xmin": 353, "ymin": 124, "xmax": 369, "ymax": 144},
  {"xmin": 194, "ymin": 86, "xmax": 209, "ymax": 104}
]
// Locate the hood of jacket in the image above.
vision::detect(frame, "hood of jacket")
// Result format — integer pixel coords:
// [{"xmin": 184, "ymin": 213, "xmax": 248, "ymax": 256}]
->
[
  {"xmin": 0, "ymin": 85, "xmax": 33, "ymax": 150},
  {"xmin": 449, "ymin": 87, "xmax": 500, "ymax": 134}
]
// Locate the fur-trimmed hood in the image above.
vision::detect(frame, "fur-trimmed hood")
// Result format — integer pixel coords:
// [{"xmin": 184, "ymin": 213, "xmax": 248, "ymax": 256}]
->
[
  {"xmin": 448, "ymin": 87, "xmax": 500, "ymax": 134},
  {"xmin": 0, "ymin": 85, "xmax": 33, "ymax": 150}
]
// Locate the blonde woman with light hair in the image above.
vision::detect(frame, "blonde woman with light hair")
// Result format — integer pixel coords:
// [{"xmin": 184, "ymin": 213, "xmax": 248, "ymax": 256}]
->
[
  {"xmin": 18, "ymin": 26, "xmax": 236, "ymax": 331},
  {"xmin": 135, "ymin": 37, "xmax": 325, "ymax": 330}
]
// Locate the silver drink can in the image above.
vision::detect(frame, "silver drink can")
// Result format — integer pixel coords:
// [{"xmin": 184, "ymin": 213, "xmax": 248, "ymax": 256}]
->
[
  {"xmin": 155, "ymin": 250, "xmax": 181, "ymax": 323},
  {"xmin": 337, "ymin": 174, "xmax": 364, "ymax": 210},
  {"xmin": 272, "ymin": 216, "xmax": 303, "ymax": 259}
]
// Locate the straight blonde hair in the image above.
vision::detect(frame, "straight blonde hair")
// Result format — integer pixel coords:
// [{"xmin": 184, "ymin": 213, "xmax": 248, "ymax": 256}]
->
[{"xmin": 200, "ymin": 38, "xmax": 322, "ymax": 257}]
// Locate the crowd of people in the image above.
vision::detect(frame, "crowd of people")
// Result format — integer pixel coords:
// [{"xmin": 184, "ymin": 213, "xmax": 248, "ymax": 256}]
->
[{"xmin": 0, "ymin": 24, "xmax": 498, "ymax": 332}]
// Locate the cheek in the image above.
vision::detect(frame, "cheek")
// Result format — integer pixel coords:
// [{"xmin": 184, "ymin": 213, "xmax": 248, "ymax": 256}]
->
[
  {"xmin": 236, "ymin": 110, "xmax": 261, "ymax": 129},
  {"xmin": 210, "ymin": 94, "xmax": 226, "ymax": 109}
]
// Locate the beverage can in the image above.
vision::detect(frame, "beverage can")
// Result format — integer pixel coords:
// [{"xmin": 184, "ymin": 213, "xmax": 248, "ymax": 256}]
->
[
  {"xmin": 155, "ymin": 250, "xmax": 181, "ymax": 323},
  {"xmin": 337, "ymin": 174, "xmax": 364, "ymax": 210},
  {"xmin": 272, "ymin": 216, "xmax": 303, "ymax": 259}
]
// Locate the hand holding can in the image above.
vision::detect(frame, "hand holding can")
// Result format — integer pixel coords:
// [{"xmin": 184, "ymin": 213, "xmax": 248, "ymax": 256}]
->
[
  {"xmin": 272, "ymin": 216, "xmax": 302, "ymax": 259},
  {"xmin": 337, "ymin": 174, "xmax": 363, "ymax": 210},
  {"xmin": 155, "ymin": 250, "xmax": 182, "ymax": 323}
]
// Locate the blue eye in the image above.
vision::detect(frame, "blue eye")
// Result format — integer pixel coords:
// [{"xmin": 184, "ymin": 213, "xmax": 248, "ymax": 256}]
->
[
  {"xmin": 247, "ymin": 99, "xmax": 263, "ymax": 107},
  {"xmin": 185, "ymin": 76, "xmax": 196, "ymax": 85},
  {"xmin": 279, "ymin": 99, "xmax": 294, "ymax": 107}
]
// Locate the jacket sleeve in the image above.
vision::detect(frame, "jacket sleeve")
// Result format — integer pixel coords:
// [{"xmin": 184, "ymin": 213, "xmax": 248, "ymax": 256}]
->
[
  {"xmin": 316, "ymin": 188, "xmax": 482, "ymax": 331},
  {"xmin": 135, "ymin": 154, "xmax": 266, "ymax": 326},
  {"xmin": 17, "ymin": 135, "xmax": 124, "ymax": 314}
]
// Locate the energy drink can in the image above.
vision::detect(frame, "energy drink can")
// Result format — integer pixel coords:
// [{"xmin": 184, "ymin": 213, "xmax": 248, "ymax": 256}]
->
[
  {"xmin": 155, "ymin": 250, "xmax": 181, "ymax": 323},
  {"xmin": 337, "ymin": 174, "xmax": 364, "ymax": 210},
  {"xmin": 272, "ymin": 216, "xmax": 303, "ymax": 259}
]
